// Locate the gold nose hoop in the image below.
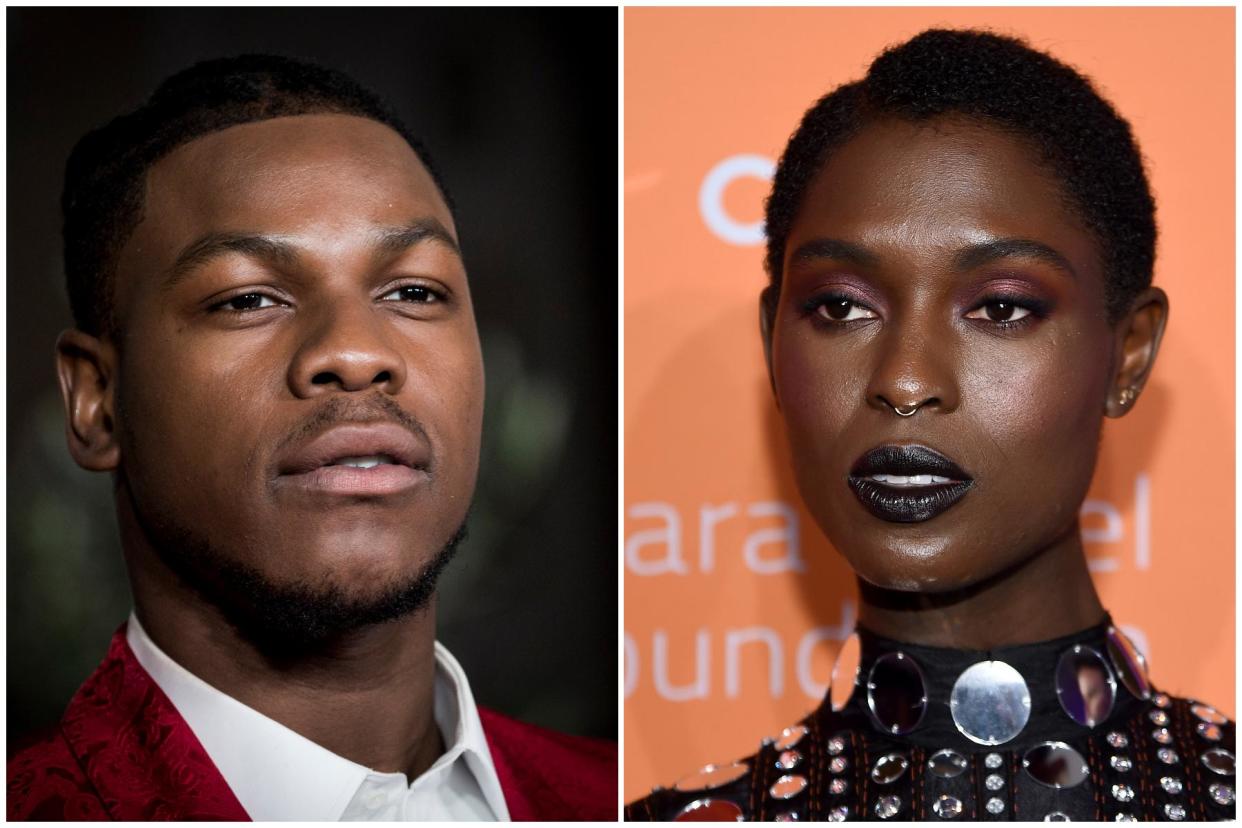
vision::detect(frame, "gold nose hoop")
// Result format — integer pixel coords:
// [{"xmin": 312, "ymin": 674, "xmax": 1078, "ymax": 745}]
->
[{"xmin": 892, "ymin": 402, "xmax": 921, "ymax": 417}]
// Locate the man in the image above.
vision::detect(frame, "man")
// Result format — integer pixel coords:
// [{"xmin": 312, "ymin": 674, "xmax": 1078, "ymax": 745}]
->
[{"xmin": 7, "ymin": 54, "xmax": 615, "ymax": 821}]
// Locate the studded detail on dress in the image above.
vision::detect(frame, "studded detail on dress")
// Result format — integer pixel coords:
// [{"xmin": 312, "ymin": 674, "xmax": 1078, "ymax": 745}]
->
[{"xmin": 625, "ymin": 618, "xmax": 1236, "ymax": 822}]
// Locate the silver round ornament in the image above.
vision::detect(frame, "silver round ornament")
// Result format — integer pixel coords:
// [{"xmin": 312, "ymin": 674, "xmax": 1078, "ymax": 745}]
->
[
  {"xmin": 1105, "ymin": 626, "xmax": 1151, "ymax": 701},
  {"xmin": 773, "ymin": 725, "xmax": 808, "ymax": 751},
  {"xmin": 870, "ymin": 753, "xmax": 909, "ymax": 785},
  {"xmin": 1055, "ymin": 644, "xmax": 1115, "ymax": 727},
  {"xmin": 1201, "ymin": 748, "xmax": 1236, "ymax": 776},
  {"xmin": 1198, "ymin": 722, "xmax": 1224, "ymax": 742},
  {"xmin": 927, "ymin": 749, "xmax": 968, "ymax": 779},
  {"xmin": 874, "ymin": 795, "xmax": 902, "ymax": 820},
  {"xmin": 867, "ymin": 652, "xmax": 927, "ymax": 735},
  {"xmin": 1193, "ymin": 703, "xmax": 1228, "ymax": 725},
  {"xmin": 769, "ymin": 775, "xmax": 808, "ymax": 800},
  {"xmin": 985, "ymin": 798, "xmax": 1005, "ymax": 815},
  {"xmin": 775, "ymin": 750, "xmax": 802, "ymax": 771},
  {"xmin": 933, "ymin": 795, "xmax": 963, "ymax": 820},
  {"xmin": 1023, "ymin": 742, "xmax": 1089, "ymax": 789},
  {"xmin": 1160, "ymin": 776, "xmax": 1183, "ymax": 795},
  {"xmin": 949, "ymin": 660, "xmax": 1031, "ymax": 745},
  {"xmin": 674, "ymin": 798, "xmax": 744, "ymax": 822}
]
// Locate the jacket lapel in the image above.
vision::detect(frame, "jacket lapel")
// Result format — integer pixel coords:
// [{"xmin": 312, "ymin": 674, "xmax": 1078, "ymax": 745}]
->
[{"xmin": 59, "ymin": 626, "xmax": 250, "ymax": 821}]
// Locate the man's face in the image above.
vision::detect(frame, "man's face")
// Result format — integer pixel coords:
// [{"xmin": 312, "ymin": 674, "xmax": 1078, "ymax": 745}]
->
[{"xmin": 109, "ymin": 114, "xmax": 483, "ymax": 635}]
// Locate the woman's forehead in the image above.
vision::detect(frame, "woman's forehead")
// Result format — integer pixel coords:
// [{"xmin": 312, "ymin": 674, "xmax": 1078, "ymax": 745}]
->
[{"xmin": 788, "ymin": 116, "xmax": 1102, "ymax": 277}]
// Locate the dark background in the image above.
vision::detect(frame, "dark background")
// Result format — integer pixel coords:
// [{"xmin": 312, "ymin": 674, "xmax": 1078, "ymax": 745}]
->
[{"xmin": 8, "ymin": 8, "xmax": 617, "ymax": 745}]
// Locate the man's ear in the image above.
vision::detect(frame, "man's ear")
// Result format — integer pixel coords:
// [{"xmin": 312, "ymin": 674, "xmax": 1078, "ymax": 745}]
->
[
  {"xmin": 1104, "ymin": 287, "xmax": 1169, "ymax": 418},
  {"xmin": 759, "ymin": 285, "xmax": 779, "ymax": 408},
  {"xmin": 55, "ymin": 329, "xmax": 121, "ymax": 471}
]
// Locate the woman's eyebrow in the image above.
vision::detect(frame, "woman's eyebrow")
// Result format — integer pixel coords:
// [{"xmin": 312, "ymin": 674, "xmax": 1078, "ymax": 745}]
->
[
  {"xmin": 953, "ymin": 238, "xmax": 1077, "ymax": 279},
  {"xmin": 788, "ymin": 238, "xmax": 878, "ymax": 268}
]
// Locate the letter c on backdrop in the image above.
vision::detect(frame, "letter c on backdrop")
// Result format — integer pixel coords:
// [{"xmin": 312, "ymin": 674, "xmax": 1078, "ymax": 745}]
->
[{"xmin": 699, "ymin": 154, "xmax": 775, "ymax": 246}]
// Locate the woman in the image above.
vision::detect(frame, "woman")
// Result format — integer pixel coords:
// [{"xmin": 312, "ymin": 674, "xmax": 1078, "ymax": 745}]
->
[{"xmin": 626, "ymin": 29, "xmax": 1234, "ymax": 822}]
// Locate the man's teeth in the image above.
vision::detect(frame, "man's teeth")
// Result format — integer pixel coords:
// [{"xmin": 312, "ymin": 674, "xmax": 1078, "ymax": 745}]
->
[
  {"xmin": 333, "ymin": 455, "xmax": 395, "ymax": 469},
  {"xmin": 869, "ymin": 473, "xmax": 951, "ymax": 486}
]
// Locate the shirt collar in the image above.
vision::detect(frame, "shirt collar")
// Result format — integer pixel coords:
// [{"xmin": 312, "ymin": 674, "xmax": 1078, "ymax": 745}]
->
[{"xmin": 125, "ymin": 612, "xmax": 509, "ymax": 821}]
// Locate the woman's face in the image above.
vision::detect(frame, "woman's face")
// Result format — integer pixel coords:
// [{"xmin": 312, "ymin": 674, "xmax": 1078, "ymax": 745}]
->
[{"xmin": 768, "ymin": 115, "xmax": 1121, "ymax": 593}]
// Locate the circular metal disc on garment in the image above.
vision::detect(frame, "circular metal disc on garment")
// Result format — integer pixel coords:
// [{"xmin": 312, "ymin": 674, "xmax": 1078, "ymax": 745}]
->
[
  {"xmin": 831, "ymin": 633, "xmax": 862, "ymax": 712},
  {"xmin": 773, "ymin": 725, "xmax": 808, "ymax": 752},
  {"xmin": 1201, "ymin": 748, "xmax": 1236, "ymax": 776},
  {"xmin": 1044, "ymin": 812, "xmax": 1071, "ymax": 822},
  {"xmin": 1022, "ymin": 742, "xmax": 1089, "ymax": 789},
  {"xmin": 950, "ymin": 660, "xmax": 1031, "ymax": 745},
  {"xmin": 769, "ymin": 774, "xmax": 809, "ymax": 800},
  {"xmin": 874, "ymin": 795, "xmax": 902, "ymax": 820},
  {"xmin": 870, "ymin": 753, "xmax": 910, "ymax": 784},
  {"xmin": 1055, "ymin": 645, "xmax": 1116, "ymax": 727},
  {"xmin": 674, "ymin": 798, "xmax": 745, "ymax": 822},
  {"xmin": 673, "ymin": 762, "xmax": 750, "ymax": 792},
  {"xmin": 775, "ymin": 750, "xmax": 802, "ymax": 771},
  {"xmin": 867, "ymin": 652, "xmax": 927, "ymax": 735},
  {"xmin": 933, "ymin": 795, "xmax": 963, "ymax": 819},
  {"xmin": 1192, "ymin": 703, "xmax": 1229, "ymax": 725},
  {"xmin": 1106, "ymin": 626, "xmax": 1151, "ymax": 700},
  {"xmin": 774, "ymin": 811, "xmax": 801, "ymax": 822},
  {"xmin": 928, "ymin": 749, "xmax": 968, "ymax": 779}
]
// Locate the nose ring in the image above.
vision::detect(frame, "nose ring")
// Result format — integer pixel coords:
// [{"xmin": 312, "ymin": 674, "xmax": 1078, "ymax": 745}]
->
[{"xmin": 891, "ymin": 402, "xmax": 922, "ymax": 417}]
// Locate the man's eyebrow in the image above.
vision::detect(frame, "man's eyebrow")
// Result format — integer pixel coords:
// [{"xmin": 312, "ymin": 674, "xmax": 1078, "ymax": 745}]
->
[
  {"xmin": 372, "ymin": 219, "xmax": 461, "ymax": 259},
  {"xmin": 163, "ymin": 233, "xmax": 301, "ymax": 288},
  {"xmin": 788, "ymin": 238, "xmax": 879, "ymax": 268},
  {"xmin": 953, "ymin": 238, "xmax": 1077, "ymax": 279},
  {"xmin": 161, "ymin": 219, "xmax": 462, "ymax": 288}
]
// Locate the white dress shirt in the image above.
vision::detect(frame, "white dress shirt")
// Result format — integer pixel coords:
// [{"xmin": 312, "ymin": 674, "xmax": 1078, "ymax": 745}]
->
[{"xmin": 126, "ymin": 613, "xmax": 510, "ymax": 821}]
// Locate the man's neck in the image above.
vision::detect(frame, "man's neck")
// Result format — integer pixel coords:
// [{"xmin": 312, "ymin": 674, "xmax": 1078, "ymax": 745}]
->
[{"xmin": 128, "ymin": 554, "xmax": 444, "ymax": 779}]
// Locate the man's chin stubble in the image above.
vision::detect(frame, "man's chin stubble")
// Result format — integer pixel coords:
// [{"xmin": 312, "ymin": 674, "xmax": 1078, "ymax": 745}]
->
[{"xmin": 125, "ymin": 483, "xmax": 468, "ymax": 655}]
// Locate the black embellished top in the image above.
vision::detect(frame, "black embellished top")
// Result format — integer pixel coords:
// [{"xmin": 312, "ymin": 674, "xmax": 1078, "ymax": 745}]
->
[{"xmin": 625, "ymin": 618, "xmax": 1236, "ymax": 822}]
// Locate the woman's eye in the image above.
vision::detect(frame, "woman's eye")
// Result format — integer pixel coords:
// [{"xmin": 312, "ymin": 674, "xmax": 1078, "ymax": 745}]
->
[
  {"xmin": 216, "ymin": 293, "xmax": 278, "ymax": 311},
  {"xmin": 816, "ymin": 297, "xmax": 877, "ymax": 322},
  {"xmin": 965, "ymin": 301, "xmax": 1032, "ymax": 323},
  {"xmin": 382, "ymin": 285, "xmax": 439, "ymax": 303}
]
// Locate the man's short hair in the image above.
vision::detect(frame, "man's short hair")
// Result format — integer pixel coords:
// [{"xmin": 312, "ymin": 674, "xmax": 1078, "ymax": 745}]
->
[
  {"xmin": 63, "ymin": 53, "xmax": 453, "ymax": 336},
  {"xmin": 764, "ymin": 29, "xmax": 1156, "ymax": 322}
]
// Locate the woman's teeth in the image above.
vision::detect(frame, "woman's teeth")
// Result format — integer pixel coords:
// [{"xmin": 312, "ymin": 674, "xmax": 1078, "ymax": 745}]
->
[{"xmin": 868, "ymin": 473, "xmax": 952, "ymax": 486}]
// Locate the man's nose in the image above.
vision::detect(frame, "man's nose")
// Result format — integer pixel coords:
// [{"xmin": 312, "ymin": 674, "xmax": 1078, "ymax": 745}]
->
[
  {"xmin": 287, "ymin": 300, "xmax": 407, "ymax": 397},
  {"xmin": 864, "ymin": 317, "xmax": 960, "ymax": 417}
]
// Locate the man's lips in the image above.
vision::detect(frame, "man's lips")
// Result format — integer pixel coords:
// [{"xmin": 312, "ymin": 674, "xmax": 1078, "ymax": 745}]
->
[
  {"xmin": 275, "ymin": 422, "xmax": 430, "ymax": 497},
  {"xmin": 847, "ymin": 445, "xmax": 973, "ymax": 523}
]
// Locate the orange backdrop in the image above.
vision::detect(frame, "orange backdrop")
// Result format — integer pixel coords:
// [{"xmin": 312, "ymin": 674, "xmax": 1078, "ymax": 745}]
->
[{"xmin": 623, "ymin": 7, "xmax": 1235, "ymax": 802}]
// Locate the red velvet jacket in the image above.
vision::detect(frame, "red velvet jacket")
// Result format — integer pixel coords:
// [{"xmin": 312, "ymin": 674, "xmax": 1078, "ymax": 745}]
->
[{"xmin": 8, "ymin": 628, "xmax": 616, "ymax": 821}]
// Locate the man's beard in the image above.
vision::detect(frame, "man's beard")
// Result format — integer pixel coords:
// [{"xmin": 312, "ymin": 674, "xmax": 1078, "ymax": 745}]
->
[{"xmin": 127, "ymin": 482, "xmax": 466, "ymax": 655}]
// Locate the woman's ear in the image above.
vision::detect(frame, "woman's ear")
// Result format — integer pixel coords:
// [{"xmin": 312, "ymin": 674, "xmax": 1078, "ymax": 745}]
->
[
  {"xmin": 55, "ymin": 329, "xmax": 121, "ymax": 471},
  {"xmin": 759, "ymin": 284, "xmax": 780, "ymax": 408},
  {"xmin": 1104, "ymin": 287, "xmax": 1169, "ymax": 418}
]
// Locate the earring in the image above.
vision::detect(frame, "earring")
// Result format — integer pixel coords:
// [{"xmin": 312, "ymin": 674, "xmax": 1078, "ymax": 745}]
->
[{"xmin": 1118, "ymin": 387, "xmax": 1137, "ymax": 407}]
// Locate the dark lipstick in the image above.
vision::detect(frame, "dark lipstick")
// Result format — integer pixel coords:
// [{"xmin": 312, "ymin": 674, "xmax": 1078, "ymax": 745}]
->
[{"xmin": 848, "ymin": 445, "xmax": 974, "ymax": 523}]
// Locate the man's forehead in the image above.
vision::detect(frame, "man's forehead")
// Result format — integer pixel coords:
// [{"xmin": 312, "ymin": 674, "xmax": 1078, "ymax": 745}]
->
[{"xmin": 131, "ymin": 114, "xmax": 456, "ymax": 256}]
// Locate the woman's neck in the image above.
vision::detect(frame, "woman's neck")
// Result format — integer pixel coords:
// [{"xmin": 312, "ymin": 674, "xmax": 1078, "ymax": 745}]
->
[{"xmin": 855, "ymin": 523, "xmax": 1106, "ymax": 650}]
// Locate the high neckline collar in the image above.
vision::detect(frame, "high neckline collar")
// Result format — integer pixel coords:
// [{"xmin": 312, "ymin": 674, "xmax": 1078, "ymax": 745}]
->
[{"xmin": 827, "ymin": 613, "xmax": 1150, "ymax": 752}]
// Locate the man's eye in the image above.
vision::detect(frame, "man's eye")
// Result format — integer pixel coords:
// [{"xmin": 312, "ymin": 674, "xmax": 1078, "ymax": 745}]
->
[
  {"xmin": 815, "ymin": 297, "xmax": 877, "ymax": 322},
  {"xmin": 381, "ymin": 285, "xmax": 440, "ymax": 303},
  {"xmin": 964, "ymin": 301, "xmax": 1033, "ymax": 323},
  {"xmin": 215, "ymin": 293, "xmax": 278, "ymax": 312}
]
